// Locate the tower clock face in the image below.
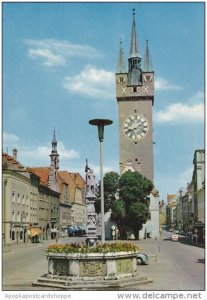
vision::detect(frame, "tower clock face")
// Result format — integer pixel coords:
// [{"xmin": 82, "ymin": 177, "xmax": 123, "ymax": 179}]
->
[{"xmin": 123, "ymin": 114, "xmax": 149, "ymax": 140}]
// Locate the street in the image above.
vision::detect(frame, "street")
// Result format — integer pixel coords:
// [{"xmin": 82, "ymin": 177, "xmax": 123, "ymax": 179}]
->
[
  {"xmin": 137, "ymin": 231, "xmax": 205, "ymax": 290},
  {"xmin": 2, "ymin": 231, "xmax": 205, "ymax": 291}
]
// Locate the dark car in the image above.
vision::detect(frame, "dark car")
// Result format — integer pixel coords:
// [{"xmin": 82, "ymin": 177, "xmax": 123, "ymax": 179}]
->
[{"xmin": 67, "ymin": 226, "xmax": 76, "ymax": 237}]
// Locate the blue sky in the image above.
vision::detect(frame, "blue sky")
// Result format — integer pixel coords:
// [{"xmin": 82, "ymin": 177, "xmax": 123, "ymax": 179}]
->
[{"xmin": 2, "ymin": 2, "xmax": 205, "ymax": 201}]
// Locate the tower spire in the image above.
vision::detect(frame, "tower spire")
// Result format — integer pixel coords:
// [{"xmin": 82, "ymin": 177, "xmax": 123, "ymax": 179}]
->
[
  {"xmin": 48, "ymin": 129, "xmax": 59, "ymax": 192},
  {"xmin": 143, "ymin": 40, "xmax": 153, "ymax": 72},
  {"xmin": 53, "ymin": 128, "xmax": 57, "ymax": 143},
  {"xmin": 116, "ymin": 39, "xmax": 126, "ymax": 73},
  {"xmin": 127, "ymin": 9, "xmax": 142, "ymax": 86},
  {"xmin": 51, "ymin": 128, "xmax": 58, "ymax": 154},
  {"xmin": 129, "ymin": 9, "xmax": 141, "ymax": 59}
]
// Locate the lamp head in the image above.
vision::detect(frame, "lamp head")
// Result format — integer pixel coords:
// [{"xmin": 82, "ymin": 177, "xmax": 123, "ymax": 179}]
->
[{"xmin": 89, "ymin": 119, "xmax": 113, "ymax": 142}]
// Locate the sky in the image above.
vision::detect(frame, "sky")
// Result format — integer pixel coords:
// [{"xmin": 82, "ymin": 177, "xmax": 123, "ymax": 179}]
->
[{"xmin": 2, "ymin": 1, "xmax": 205, "ymax": 201}]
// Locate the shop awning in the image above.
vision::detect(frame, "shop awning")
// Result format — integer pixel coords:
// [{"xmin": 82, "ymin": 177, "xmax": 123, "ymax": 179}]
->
[{"xmin": 30, "ymin": 228, "xmax": 42, "ymax": 238}]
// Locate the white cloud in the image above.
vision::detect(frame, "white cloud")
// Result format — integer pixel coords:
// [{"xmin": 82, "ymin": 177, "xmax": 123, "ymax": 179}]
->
[
  {"xmin": 154, "ymin": 92, "xmax": 204, "ymax": 124},
  {"xmin": 154, "ymin": 102, "xmax": 204, "ymax": 123},
  {"xmin": 58, "ymin": 141, "xmax": 80, "ymax": 159},
  {"xmin": 21, "ymin": 141, "xmax": 79, "ymax": 162},
  {"xmin": 178, "ymin": 167, "xmax": 193, "ymax": 188},
  {"xmin": 188, "ymin": 91, "xmax": 204, "ymax": 104},
  {"xmin": 3, "ymin": 133, "xmax": 80, "ymax": 167},
  {"xmin": 3, "ymin": 133, "xmax": 19, "ymax": 146},
  {"xmin": 155, "ymin": 77, "xmax": 183, "ymax": 91},
  {"xmin": 28, "ymin": 48, "xmax": 65, "ymax": 67},
  {"xmin": 25, "ymin": 39, "xmax": 101, "ymax": 67},
  {"xmin": 63, "ymin": 65, "xmax": 115, "ymax": 99}
]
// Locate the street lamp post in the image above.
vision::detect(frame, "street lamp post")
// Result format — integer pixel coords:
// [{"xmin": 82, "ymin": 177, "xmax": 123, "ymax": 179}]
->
[{"xmin": 89, "ymin": 119, "xmax": 113, "ymax": 243}]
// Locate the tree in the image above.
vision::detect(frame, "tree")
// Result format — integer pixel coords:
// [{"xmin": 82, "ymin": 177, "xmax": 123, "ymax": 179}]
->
[
  {"xmin": 95, "ymin": 171, "xmax": 119, "ymax": 214},
  {"xmin": 118, "ymin": 171, "xmax": 153, "ymax": 239},
  {"xmin": 127, "ymin": 202, "xmax": 149, "ymax": 239},
  {"xmin": 119, "ymin": 171, "xmax": 153, "ymax": 205},
  {"xmin": 95, "ymin": 170, "xmax": 153, "ymax": 240}
]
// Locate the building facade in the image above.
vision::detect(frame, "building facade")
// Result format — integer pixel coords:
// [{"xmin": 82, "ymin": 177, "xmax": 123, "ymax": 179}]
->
[
  {"xmin": 59, "ymin": 171, "xmax": 86, "ymax": 228},
  {"xmin": 2, "ymin": 151, "xmax": 43, "ymax": 245},
  {"xmin": 159, "ymin": 200, "xmax": 167, "ymax": 228},
  {"xmin": 2, "ymin": 131, "xmax": 87, "ymax": 244},
  {"xmin": 166, "ymin": 194, "xmax": 177, "ymax": 229},
  {"xmin": 29, "ymin": 131, "xmax": 86, "ymax": 234},
  {"xmin": 191, "ymin": 150, "xmax": 205, "ymax": 241},
  {"xmin": 3, "ymin": 168, "xmax": 31, "ymax": 245},
  {"xmin": 166, "ymin": 150, "xmax": 205, "ymax": 242}
]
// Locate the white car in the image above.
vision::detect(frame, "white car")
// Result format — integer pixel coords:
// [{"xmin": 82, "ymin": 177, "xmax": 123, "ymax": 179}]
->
[{"xmin": 172, "ymin": 234, "xmax": 179, "ymax": 241}]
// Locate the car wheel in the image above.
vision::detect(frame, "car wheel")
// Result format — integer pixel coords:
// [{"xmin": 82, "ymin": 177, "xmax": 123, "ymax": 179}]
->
[{"xmin": 137, "ymin": 258, "xmax": 143, "ymax": 265}]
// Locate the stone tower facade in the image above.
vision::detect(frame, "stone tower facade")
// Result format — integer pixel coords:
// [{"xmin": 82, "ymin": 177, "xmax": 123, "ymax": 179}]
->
[
  {"xmin": 48, "ymin": 129, "xmax": 59, "ymax": 192},
  {"xmin": 115, "ymin": 11, "xmax": 154, "ymax": 182},
  {"xmin": 115, "ymin": 11, "xmax": 160, "ymax": 240}
]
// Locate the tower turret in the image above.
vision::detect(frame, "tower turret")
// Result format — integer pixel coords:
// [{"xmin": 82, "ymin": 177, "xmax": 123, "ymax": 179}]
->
[
  {"xmin": 143, "ymin": 40, "xmax": 153, "ymax": 72},
  {"xmin": 117, "ymin": 39, "xmax": 126, "ymax": 74}
]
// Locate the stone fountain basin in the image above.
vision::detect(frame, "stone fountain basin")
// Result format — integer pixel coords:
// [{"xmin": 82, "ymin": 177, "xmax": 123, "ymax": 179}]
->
[{"xmin": 47, "ymin": 251, "xmax": 138, "ymax": 280}]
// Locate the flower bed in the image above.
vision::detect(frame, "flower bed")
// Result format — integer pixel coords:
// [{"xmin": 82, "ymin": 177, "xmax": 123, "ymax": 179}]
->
[{"xmin": 46, "ymin": 241, "xmax": 139, "ymax": 254}]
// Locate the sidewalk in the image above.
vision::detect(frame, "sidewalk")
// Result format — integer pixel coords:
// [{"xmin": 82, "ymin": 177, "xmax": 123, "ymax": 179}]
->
[
  {"xmin": 178, "ymin": 235, "xmax": 205, "ymax": 248},
  {"xmin": 2, "ymin": 238, "xmax": 54, "ymax": 253}
]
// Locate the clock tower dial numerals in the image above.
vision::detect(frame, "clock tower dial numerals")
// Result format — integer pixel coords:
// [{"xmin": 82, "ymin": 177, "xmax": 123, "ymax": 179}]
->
[{"xmin": 123, "ymin": 114, "xmax": 149, "ymax": 140}]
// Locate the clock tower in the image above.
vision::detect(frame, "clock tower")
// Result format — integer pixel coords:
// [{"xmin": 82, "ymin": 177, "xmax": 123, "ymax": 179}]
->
[{"xmin": 115, "ymin": 10, "xmax": 154, "ymax": 182}]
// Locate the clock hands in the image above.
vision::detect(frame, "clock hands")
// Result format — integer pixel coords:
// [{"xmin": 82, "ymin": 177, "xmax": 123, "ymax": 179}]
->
[
  {"xmin": 128, "ymin": 123, "xmax": 138, "ymax": 130},
  {"xmin": 124, "ymin": 114, "xmax": 149, "ymax": 140},
  {"xmin": 128, "ymin": 120, "xmax": 143, "ymax": 131}
]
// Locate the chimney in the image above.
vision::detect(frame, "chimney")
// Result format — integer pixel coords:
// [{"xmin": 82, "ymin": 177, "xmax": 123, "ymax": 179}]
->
[{"xmin": 13, "ymin": 148, "xmax": 17, "ymax": 161}]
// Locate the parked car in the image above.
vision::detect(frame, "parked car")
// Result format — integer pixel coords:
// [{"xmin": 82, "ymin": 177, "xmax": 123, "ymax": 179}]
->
[
  {"xmin": 67, "ymin": 226, "xmax": 76, "ymax": 237},
  {"xmin": 137, "ymin": 253, "xmax": 148, "ymax": 265},
  {"xmin": 67, "ymin": 225, "xmax": 86, "ymax": 237}
]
